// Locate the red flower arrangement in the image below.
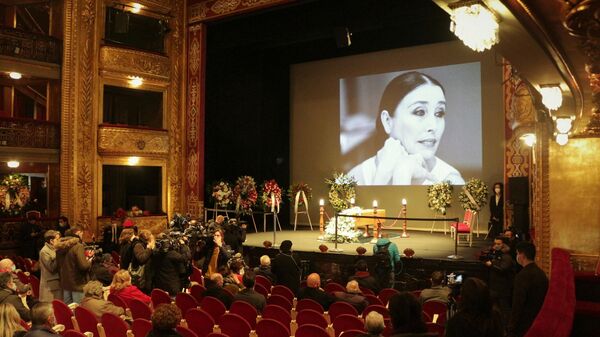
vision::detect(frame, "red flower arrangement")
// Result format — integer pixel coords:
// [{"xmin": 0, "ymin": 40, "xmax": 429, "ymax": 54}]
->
[
  {"xmin": 231, "ymin": 175, "xmax": 258, "ymax": 215},
  {"xmin": 260, "ymin": 179, "xmax": 282, "ymax": 212}
]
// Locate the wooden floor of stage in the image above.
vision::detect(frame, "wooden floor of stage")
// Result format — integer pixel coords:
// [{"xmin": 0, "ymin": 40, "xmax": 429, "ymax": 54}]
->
[{"xmin": 243, "ymin": 228, "xmax": 492, "ymax": 262}]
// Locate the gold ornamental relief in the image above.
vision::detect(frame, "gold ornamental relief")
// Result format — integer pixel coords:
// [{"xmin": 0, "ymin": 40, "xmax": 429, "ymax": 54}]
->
[
  {"xmin": 100, "ymin": 46, "xmax": 170, "ymax": 80},
  {"xmin": 98, "ymin": 126, "xmax": 169, "ymax": 156},
  {"xmin": 211, "ymin": 0, "xmax": 242, "ymax": 14}
]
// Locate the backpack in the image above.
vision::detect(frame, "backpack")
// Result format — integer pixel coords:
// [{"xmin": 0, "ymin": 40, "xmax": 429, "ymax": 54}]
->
[{"xmin": 374, "ymin": 242, "xmax": 392, "ymax": 275}]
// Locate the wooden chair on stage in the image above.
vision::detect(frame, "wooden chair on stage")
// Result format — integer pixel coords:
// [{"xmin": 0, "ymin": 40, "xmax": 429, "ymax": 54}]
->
[{"xmin": 450, "ymin": 209, "xmax": 474, "ymax": 247}]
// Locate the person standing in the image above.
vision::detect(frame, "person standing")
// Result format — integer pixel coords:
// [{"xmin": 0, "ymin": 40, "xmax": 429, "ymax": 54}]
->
[
  {"xmin": 489, "ymin": 183, "xmax": 504, "ymax": 238},
  {"xmin": 21, "ymin": 214, "xmax": 42, "ymax": 260},
  {"xmin": 271, "ymin": 240, "xmax": 301, "ymax": 295},
  {"xmin": 484, "ymin": 237, "xmax": 515, "ymax": 326},
  {"xmin": 55, "ymin": 226, "xmax": 93, "ymax": 304},
  {"xmin": 56, "ymin": 216, "xmax": 70, "ymax": 237},
  {"xmin": 373, "ymin": 238, "xmax": 401, "ymax": 289},
  {"xmin": 508, "ymin": 242, "xmax": 548, "ymax": 337},
  {"xmin": 102, "ymin": 218, "xmax": 122, "ymax": 254},
  {"xmin": 39, "ymin": 230, "xmax": 62, "ymax": 301}
]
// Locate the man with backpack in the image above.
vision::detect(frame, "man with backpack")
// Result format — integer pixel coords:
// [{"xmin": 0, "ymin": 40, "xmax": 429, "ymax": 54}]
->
[{"xmin": 373, "ymin": 238, "xmax": 400, "ymax": 288}]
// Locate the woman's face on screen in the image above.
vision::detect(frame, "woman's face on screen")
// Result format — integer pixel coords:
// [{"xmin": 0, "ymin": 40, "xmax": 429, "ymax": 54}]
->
[{"xmin": 385, "ymin": 84, "xmax": 446, "ymax": 160}]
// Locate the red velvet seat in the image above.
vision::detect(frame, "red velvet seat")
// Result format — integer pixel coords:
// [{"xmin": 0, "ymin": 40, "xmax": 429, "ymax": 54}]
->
[
  {"xmin": 132, "ymin": 319, "xmax": 152, "ymax": 337},
  {"xmin": 450, "ymin": 209, "xmax": 473, "ymax": 247},
  {"xmin": 206, "ymin": 333, "xmax": 229, "ymax": 337},
  {"xmin": 185, "ymin": 308, "xmax": 215, "ymax": 337},
  {"xmin": 110, "ymin": 251, "xmax": 121, "ymax": 266},
  {"xmin": 176, "ymin": 326, "xmax": 200, "ymax": 337},
  {"xmin": 296, "ymin": 309, "xmax": 328, "ymax": 329},
  {"xmin": 74, "ymin": 306, "xmax": 101, "ymax": 337},
  {"xmin": 332, "ymin": 314, "xmax": 365, "ymax": 337},
  {"xmin": 29, "ymin": 275, "xmax": 40, "ymax": 298},
  {"xmin": 230, "ymin": 301, "xmax": 258, "ymax": 329},
  {"xmin": 108, "ymin": 293, "xmax": 129, "ymax": 310},
  {"xmin": 176, "ymin": 292, "xmax": 199, "ymax": 315},
  {"xmin": 254, "ymin": 283, "xmax": 270, "ymax": 298},
  {"xmin": 62, "ymin": 330, "xmax": 87, "ymax": 337},
  {"xmin": 340, "ymin": 330, "xmax": 366, "ymax": 337},
  {"xmin": 328, "ymin": 301, "xmax": 358, "ymax": 322},
  {"xmin": 256, "ymin": 318, "xmax": 290, "ymax": 337},
  {"xmin": 101, "ymin": 312, "xmax": 130, "ymax": 337},
  {"xmin": 151, "ymin": 288, "xmax": 172, "ymax": 308},
  {"xmin": 218, "ymin": 313, "xmax": 251, "ymax": 337},
  {"xmin": 295, "ymin": 324, "xmax": 330, "ymax": 337},
  {"xmin": 426, "ymin": 322, "xmax": 445, "ymax": 337},
  {"xmin": 262, "ymin": 304, "xmax": 292, "ymax": 327},
  {"xmin": 255, "ymin": 275, "xmax": 272, "ymax": 291},
  {"xmin": 129, "ymin": 298, "xmax": 152, "ymax": 320},
  {"xmin": 296, "ymin": 298, "xmax": 324, "ymax": 313},
  {"xmin": 190, "ymin": 284, "xmax": 206, "ymax": 303},
  {"xmin": 363, "ymin": 304, "xmax": 390, "ymax": 320},
  {"xmin": 270, "ymin": 285, "xmax": 294, "ymax": 304},
  {"xmin": 359, "ymin": 286, "xmax": 374, "ymax": 296},
  {"xmin": 324, "ymin": 282, "xmax": 345, "ymax": 294},
  {"xmin": 200, "ymin": 296, "xmax": 226, "ymax": 322},
  {"xmin": 190, "ymin": 267, "xmax": 204, "ymax": 285},
  {"xmin": 422, "ymin": 300, "xmax": 447, "ymax": 324},
  {"xmin": 266, "ymin": 294, "xmax": 292, "ymax": 311},
  {"xmin": 52, "ymin": 300, "xmax": 75, "ymax": 331},
  {"xmin": 364, "ymin": 294, "xmax": 383, "ymax": 306},
  {"xmin": 16, "ymin": 271, "xmax": 30, "ymax": 285},
  {"xmin": 377, "ymin": 288, "xmax": 399, "ymax": 306}
]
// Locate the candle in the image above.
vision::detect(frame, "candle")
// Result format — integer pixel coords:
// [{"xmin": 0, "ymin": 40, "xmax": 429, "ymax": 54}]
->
[
  {"xmin": 372, "ymin": 200, "xmax": 378, "ymax": 208},
  {"xmin": 402, "ymin": 198, "xmax": 407, "ymax": 206},
  {"xmin": 350, "ymin": 197, "xmax": 355, "ymax": 205},
  {"xmin": 319, "ymin": 199, "xmax": 325, "ymax": 206}
]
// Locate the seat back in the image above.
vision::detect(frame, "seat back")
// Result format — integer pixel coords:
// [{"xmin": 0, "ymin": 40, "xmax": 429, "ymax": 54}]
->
[
  {"xmin": 254, "ymin": 283, "xmax": 270, "ymax": 298},
  {"xmin": 62, "ymin": 330, "xmax": 87, "ymax": 337},
  {"xmin": 266, "ymin": 294, "xmax": 292, "ymax": 311},
  {"xmin": 421, "ymin": 300, "xmax": 447, "ymax": 324},
  {"xmin": 151, "ymin": 288, "xmax": 172, "ymax": 308},
  {"xmin": 108, "ymin": 293, "xmax": 128, "ymax": 310},
  {"xmin": 377, "ymin": 288, "xmax": 399, "ymax": 306},
  {"xmin": 255, "ymin": 275, "xmax": 272, "ymax": 290},
  {"xmin": 296, "ymin": 298, "xmax": 324, "ymax": 313},
  {"xmin": 74, "ymin": 306, "xmax": 100, "ymax": 337},
  {"xmin": 176, "ymin": 292, "xmax": 199, "ymax": 315},
  {"xmin": 132, "ymin": 319, "xmax": 152, "ymax": 337},
  {"xmin": 190, "ymin": 266, "xmax": 203, "ymax": 285},
  {"xmin": 463, "ymin": 209, "xmax": 473, "ymax": 225},
  {"xmin": 218, "ymin": 313, "xmax": 252, "ymax": 337},
  {"xmin": 296, "ymin": 309, "xmax": 328, "ymax": 329},
  {"xmin": 185, "ymin": 308, "xmax": 215, "ymax": 337},
  {"xmin": 324, "ymin": 282, "xmax": 345, "ymax": 294},
  {"xmin": 262, "ymin": 304, "xmax": 292, "ymax": 326},
  {"xmin": 333, "ymin": 314, "xmax": 365, "ymax": 337},
  {"xmin": 359, "ymin": 286, "xmax": 374, "ymax": 296},
  {"xmin": 256, "ymin": 318, "xmax": 290, "ymax": 337},
  {"xmin": 206, "ymin": 334, "xmax": 229, "ymax": 337},
  {"xmin": 362, "ymin": 304, "xmax": 390, "ymax": 319},
  {"xmin": 271, "ymin": 285, "xmax": 294, "ymax": 303},
  {"xmin": 110, "ymin": 251, "xmax": 121, "ymax": 266},
  {"xmin": 28, "ymin": 275, "xmax": 40, "ymax": 298},
  {"xmin": 101, "ymin": 312, "xmax": 129, "ymax": 337},
  {"xmin": 176, "ymin": 326, "xmax": 200, "ymax": 337},
  {"xmin": 199, "ymin": 296, "xmax": 226, "ymax": 322},
  {"xmin": 230, "ymin": 300, "xmax": 258, "ymax": 329},
  {"xmin": 129, "ymin": 298, "xmax": 153, "ymax": 320},
  {"xmin": 52, "ymin": 300, "xmax": 75, "ymax": 331},
  {"xmin": 295, "ymin": 324, "xmax": 330, "ymax": 337},
  {"xmin": 426, "ymin": 322, "xmax": 445, "ymax": 337},
  {"xmin": 340, "ymin": 330, "xmax": 366, "ymax": 337},
  {"xmin": 189, "ymin": 284, "xmax": 206, "ymax": 303},
  {"xmin": 328, "ymin": 301, "xmax": 358, "ymax": 322}
]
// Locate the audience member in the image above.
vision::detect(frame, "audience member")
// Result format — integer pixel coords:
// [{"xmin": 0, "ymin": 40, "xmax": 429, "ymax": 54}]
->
[
  {"xmin": 21, "ymin": 213, "xmax": 42, "ymax": 260},
  {"xmin": 229, "ymin": 257, "xmax": 245, "ymax": 284},
  {"xmin": 297, "ymin": 273, "xmax": 334, "ymax": 310},
  {"xmin": 419, "ymin": 271, "xmax": 450, "ymax": 304},
  {"xmin": 219, "ymin": 265, "xmax": 241, "ymax": 291},
  {"xmin": 485, "ymin": 236, "xmax": 515, "ymax": 324},
  {"xmin": 39, "ymin": 230, "xmax": 62, "ymax": 301},
  {"xmin": 147, "ymin": 304, "xmax": 183, "ymax": 337},
  {"xmin": 223, "ymin": 218, "xmax": 246, "ymax": 254},
  {"xmin": 271, "ymin": 240, "xmax": 301, "ymax": 295},
  {"xmin": 508, "ymin": 242, "xmax": 548, "ymax": 337},
  {"xmin": 254, "ymin": 255, "xmax": 277, "ymax": 284},
  {"xmin": 373, "ymin": 238, "xmax": 401, "ymax": 289},
  {"xmin": 445, "ymin": 278, "xmax": 503, "ymax": 337},
  {"xmin": 102, "ymin": 218, "xmax": 122, "ymax": 254},
  {"xmin": 55, "ymin": 226, "xmax": 92, "ymax": 304},
  {"xmin": 388, "ymin": 292, "xmax": 434, "ymax": 337},
  {"xmin": 0, "ymin": 259, "xmax": 33, "ymax": 305},
  {"xmin": 79, "ymin": 280, "xmax": 125, "ymax": 320},
  {"xmin": 91, "ymin": 254, "xmax": 117, "ymax": 286},
  {"xmin": 0, "ymin": 273, "xmax": 30, "ymax": 321},
  {"xmin": 151, "ymin": 234, "xmax": 188, "ymax": 296},
  {"xmin": 358, "ymin": 311, "xmax": 386, "ymax": 337},
  {"xmin": 350, "ymin": 260, "xmax": 380, "ymax": 294},
  {"xmin": 0, "ymin": 303, "xmax": 26, "ymax": 337},
  {"xmin": 203, "ymin": 273, "xmax": 233, "ymax": 309},
  {"xmin": 128, "ymin": 229, "xmax": 155, "ymax": 291},
  {"xmin": 333, "ymin": 280, "xmax": 369, "ymax": 312},
  {"xmin": 118, "ymin": 228, "xmax": 135, "ymax": 270},
  {"xmin": 24, "ymin": 302, "xmax": 61, "ymax": 337},
  {"xmin": 201, "ymin": 229, "xmax": 230, "ymax": 276},
  {"xmin": 234, "ymin": 270, "xmax": 266, "ymax": 312},
  {"xmin": 110, "ymin": 270, "xmax": 151, "ymax": 305},
  {"xmin": 57, "ymin": 216, "xmax": 70, "ymax": 237}
]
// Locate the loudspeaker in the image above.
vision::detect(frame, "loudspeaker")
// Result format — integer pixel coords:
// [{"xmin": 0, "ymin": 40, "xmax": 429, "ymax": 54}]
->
[
  {"xmin": 508, "ymin": 176, "xmax": 529, "ymax": 205},
  {"xmin": 334, "ymin": 27, "xmax": 352, "ymax": 48},
  {"xmin": 114, "ymin": 10, "xmax": 130, "ymax": 34}
]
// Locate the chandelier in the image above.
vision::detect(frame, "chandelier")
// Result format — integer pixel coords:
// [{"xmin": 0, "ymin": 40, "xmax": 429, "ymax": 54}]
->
[{"xmin": 449, "ymin": 0, "xmax": 499, "ymax": 52}]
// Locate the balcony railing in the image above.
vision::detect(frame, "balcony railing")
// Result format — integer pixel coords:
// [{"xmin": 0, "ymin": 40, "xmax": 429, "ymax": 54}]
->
[
  {"xmin": 0, "ymin": 117, "xmax": 59, "ymax": 149},
  {"xmin": 0, "ymin": 26, "xmax": 62, "ymax": 64}
]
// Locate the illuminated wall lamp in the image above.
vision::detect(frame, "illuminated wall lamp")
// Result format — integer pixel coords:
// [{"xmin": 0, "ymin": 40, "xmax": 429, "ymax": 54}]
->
[
  {"xmin": 555, "ymin": 133, "xmax": 569, "ymax": 146},
  {"xmin": 539, "ymin": 85, "xmax": 562, "ymax": 111},
  {"xmin": 9, "ymin": 72, "xmax": 22, "ymax": 80},
  {"xmin": 127, "ymin": 156, "xmax": 140, "ymax": 165},
  {"xmin": 449, "ymin": 0, "xmax": 499, "ymax": 52},
  {"xmin": 553, "ymin": 116, "xmax": 575, "ymax": 134},
  {"xmin": 130, "ymin": 3, "xmax": 142, "ymax": 13},
  {"xmin": 7, "ymin": 161, "xmax": 20, "ymax": 168},
  {"xmin": 128, "ymin": 76, "xmax": 143, "ymax": 87},
  {"xmin": 520, "ymin": 133, "xmax": 536, "ymax": 147}
]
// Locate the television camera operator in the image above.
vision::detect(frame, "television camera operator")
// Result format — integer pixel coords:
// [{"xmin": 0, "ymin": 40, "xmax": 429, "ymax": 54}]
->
[{"xmin": 482, "ymin": 236, "xmax": 515, "ymax": 325}]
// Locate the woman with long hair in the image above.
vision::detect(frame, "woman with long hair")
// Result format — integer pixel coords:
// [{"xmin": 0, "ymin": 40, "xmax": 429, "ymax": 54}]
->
[
  {"xmin": 445, "ymin": 277, "xmax": 503, "ymax": 337},
  {"xmin": 489, "ymin": 182, "xmax": 504, "ymax": 238},
  {"xmin": 110, "ymin": 270, "xmax": 151, "ymax": 305},
  {"xmin": 0, "ymin": 303, "xmax": 26, "ymax": 337}
]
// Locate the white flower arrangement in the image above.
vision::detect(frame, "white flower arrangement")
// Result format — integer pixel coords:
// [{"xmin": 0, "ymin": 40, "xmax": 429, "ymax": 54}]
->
[
  {"xmin": 427, "ymin": 181, "xmax": 453, "ymax": 215},
  {"xmin": 325, "ymin": 172, "xmax": 357, "ymax": 212},
  {"xmin": 211, "ymin": 181, "xmax": 232, "ymax": 208},
  {"xmin": 323, "ymin": 207, "xmax": 363, "ymax": 243},
  {"xmin": 458, "ymin": 178, "xmax": 489, "ymax": 211}
]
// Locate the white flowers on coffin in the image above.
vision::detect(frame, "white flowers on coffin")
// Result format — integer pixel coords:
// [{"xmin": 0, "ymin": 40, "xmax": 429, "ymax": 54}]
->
[{"xmin": 323, "ymin": 206, "xmax": 364, "ymax": 243}]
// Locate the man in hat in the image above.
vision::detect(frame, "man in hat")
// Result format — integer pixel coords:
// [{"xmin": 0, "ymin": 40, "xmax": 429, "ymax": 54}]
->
[{"xmin": 271, "ymin": 240, "xmax": 301, "ymax": 295}]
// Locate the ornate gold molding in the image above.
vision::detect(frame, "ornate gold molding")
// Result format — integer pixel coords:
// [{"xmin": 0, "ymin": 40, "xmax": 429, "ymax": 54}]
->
[
  {"xmin": 97, "ymin": 215, "xmax": 168, "ymax": 237},
  {"xmin": 189, "ymin": 0, "xmax": 293, "ymax": 23},
  {"xmin": 98, "ymin": 125, "xmax": 169, "ymax": 157},
  {"xmin": 532, "ymin": 122, "xmax": 551, "ymax": 273},
  {"xmin": 99, "ymin": 46, "xmax": 170, "ymax": 81}
]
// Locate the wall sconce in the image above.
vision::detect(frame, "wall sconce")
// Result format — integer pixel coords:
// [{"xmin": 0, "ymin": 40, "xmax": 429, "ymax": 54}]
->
[
  {"xmin": 130, "ymin": 3, "xmax": 142, "ymax": 13},
  {"xmin": 7, "ymin": 161, "xmax": 19, "ymax": 168},
  {"xmin": 555, "ymin": 133, "xmax": 569, "ymax": 146},
  {"xmin": 128, "ymin": 76, "xmax": 143, "ymax": 87},
  {"xmin": 539, "ymin": 85, "xmax": 563, "ymax": 111},
  {"xmin": 9, "ymin": 72, "xmax": 22, "ymax": 79},
  {"xmin": 553, "ymin": 116, "xmax": 575, "ymax": 134},
  {"xmin": 520, "ymin": 133, "xmax": 536, "ymax": 147},
  {"xmin": 127, "ymin": 156, "xmax": 140, "ymax": 165},
  {"xmin": 449, "ymin": 0, "xmax": 499, "ymax": 52}
]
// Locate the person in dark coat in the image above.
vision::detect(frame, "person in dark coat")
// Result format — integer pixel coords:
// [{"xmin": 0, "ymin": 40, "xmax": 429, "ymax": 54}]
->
[
  {"xmin": 118, "ymin": 228, "xmax": 135, "ymax": 270},
  {"xmin": 388, "ymin": 292, "xmax": 436, "ymax": 337},
  {"xmin": 151, "ymin": 235, "xmax": 188, "ymax": 296},
  {"xmin": 57, "ymin": 216, "xmax": 70, "ymax": 237},
  {"xmin": 333, "ymin": 280, "xmax": 369, "ymax": 313},
  {"xmin": 202, "ymin": 273, "xmax": 233, "ymax": 309},
  {"xmin": 484, "ymin": 237, "xmax": 515, "ymax": 325},
  {"xmin": 234, "ymin": 270, "xmax": 266, "ymax": 312},
  {"xmin": 55, "ymin": 226, "xmax": 92, "ymax": 304},
  {"xmin": 128, "ymin": 230, "xmax": 155, "ymax": 292},
  {"xmin": 21, "ymin": 215, "xmax": 42, "ymax": 260},
  {"xmin": 254, "ymin": 255, "xmax": 277, "ymax": 284},
  {"xmin": 508, "ymin": 242, "xmax": 548, "ymax": 337},
  {"xmin": 147, "ymin": 304, "xmax": 183, "ymax": 337},
  {"xmin": 0, "ymin": 272, "xmax": 30, "ymax": 322},
  {"xmin": 489, "ymin": 182, "xmax": 504, "ymax": 238},
  {"xmin": 223, "ymin": 218, "xmax": 246, "ymax": 254},
  {"xmin": 271, "ymin": 240, "xmax": 301, "ymax": 295},
  {"xmin": 102, "ymin": 218, "xmax": 122, "ymax": 254},
  {"xmin": 23, "ymin": 302, "xmax": 62, "ymax": 337},
  {"xmin": 200, "ymin": 229, "xmax": 230, "ymax": 276},
  {"xmin": 297, "ymin": 273, "xmax": 335, "ymax": 310},
  {"xmin": 349, "ymin": 260, "xmax": 381, "ymax": 294}
]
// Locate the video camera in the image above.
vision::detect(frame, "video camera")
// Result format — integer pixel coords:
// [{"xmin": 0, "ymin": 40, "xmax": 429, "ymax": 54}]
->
[
  {"xmin": 84, "ymin": 244, "xmax": 103, "ymax": 259},
  {"xmin": 479, "ymin": 247, "xmax": 502, "ymax": 262}
]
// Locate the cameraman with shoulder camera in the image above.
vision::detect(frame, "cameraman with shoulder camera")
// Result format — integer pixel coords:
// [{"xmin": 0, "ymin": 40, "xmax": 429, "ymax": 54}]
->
[
  {"xmin": 484, "ymin": 236, "xmax": 515, "ymax": 326},
  {"xmin": 151, "ymin": 233, "xmax": 189, "ymax": 296}
]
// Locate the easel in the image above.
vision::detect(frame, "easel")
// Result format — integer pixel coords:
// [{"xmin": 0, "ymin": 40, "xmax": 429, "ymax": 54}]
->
[
  {"xmin": 430, "ymin": 213, "xmax": 448, "ymax": 234},
  {"xmin": 263, "ymin": 193, "xmax": 283, "ymax": 233},
  {"xmin": 293, "ymin": 190, "xmax": 313, "ymax": 231}
]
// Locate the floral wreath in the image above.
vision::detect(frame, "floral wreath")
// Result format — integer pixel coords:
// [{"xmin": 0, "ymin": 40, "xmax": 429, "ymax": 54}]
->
[
  {"xmin": 0, "ymin": 174, "xmax": 30, "ymax": 217},
  {"xmin": 231, "ymin": 175, "xmax": 258, "ymax": 215},
  {"xmin": 260, "ymin": 179, "xmax": 282, "ymax": 212},
  {"xmin": 211, "ymin": 180, "xmax": 232, "ymax": 208},
  {"xmin": 325, "ymin": 172, "xmax": 357, "ymax": 212},
  {"xmin": 427, "ymin": 181, "xmax": 453, "ymax": 215},
  {"xmin": 323, "ymin": 207, "xmax": 362, "ymax": 243},
  {"xmin": 458, "ymin": 178, "xmax": 489, "ymax": 211},
  {"xmin": 287, "ymin": 182, "xmax": 312, "ymax": 208}
]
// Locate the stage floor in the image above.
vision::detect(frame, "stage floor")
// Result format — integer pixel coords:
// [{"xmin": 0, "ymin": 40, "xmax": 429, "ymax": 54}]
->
[{"xmin": 243, "ymin": 229, "xmax": 491, "ymax": 262}]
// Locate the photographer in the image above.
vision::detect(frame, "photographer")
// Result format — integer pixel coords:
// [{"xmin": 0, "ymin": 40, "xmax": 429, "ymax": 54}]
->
[
  {"xmin": 223, "ymin": 218, "xmax": 246, "ymax": 254},
  {"xmin": 200, "ymin": 228, "xmax": 230, "ymax": 276},
  {"xmin": 55, "ymin": 226, "xmax": 93, "ymax": 304},
  {"xmin": 128, "ymin": 230, "xmax": 155, "ymax": 292},
  {"xmin": 151, "ymin": 233, "xmax": 189, "ymax": 296},
  {"xmin": 484, "ymin": 237, "xmax": 515, "ymax": 326}
]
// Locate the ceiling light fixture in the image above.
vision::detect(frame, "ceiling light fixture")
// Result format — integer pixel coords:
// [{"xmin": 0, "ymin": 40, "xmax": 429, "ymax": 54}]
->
[
  {"xmin": 540, "ymin": 85, "xmax": 563, "ymax": 111},
  {"xmin": 7, "ymin": 161, "xmax": 20, "ymax": 168},
  {"xmin": 131, "ymin": 3, "xmax": 142, "ymax": 14},
  {"xmin": 9, "ymin": 72, "xmax": 22, "ymax": 80},
  {"xmin": 128, "ymin": 76, "xmax": 143, "ymax": 87},
  {"xmin": 127, "ymin": 156, "xmax": 140, "ymax": 166},
  {"xmin": 553, "ymin": 116, "xmax": 575, "ymax": 134},
  {"xmin": 449, "ymin": 0, "xmax": 499, "ymax": 52},
  {"xmin": 555, "ymin": 133, "xmax": 569, "ymax": 146}
]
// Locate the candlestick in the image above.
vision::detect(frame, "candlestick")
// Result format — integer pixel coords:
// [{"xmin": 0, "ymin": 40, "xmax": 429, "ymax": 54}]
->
[
  {"xmin": 350, "ymin": 197, "xmax": 355, "ymax": 206},
  {"xmin": 319, "ymin": 199, "xmax": 325, "ymax": 239},
  {"xmin": 401, "ymin": 198, "xmax": 409, "ymax": 238},
  {"xmin": 371, "ymin": 201, "xmax": 380, "ymax": 243},
  {"xmin": 372, "ymin": 200, "xmax": 378, "ymax": 208}
]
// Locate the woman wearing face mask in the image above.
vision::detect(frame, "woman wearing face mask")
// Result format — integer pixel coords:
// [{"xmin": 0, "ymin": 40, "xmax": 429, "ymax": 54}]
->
[
  {"xmin": 489, "ymin": 183, "xmax": 504, "ymax": 238},
  {"xmin": 348, "ymin": 71, "xmax": 464, "ymax": 185}
]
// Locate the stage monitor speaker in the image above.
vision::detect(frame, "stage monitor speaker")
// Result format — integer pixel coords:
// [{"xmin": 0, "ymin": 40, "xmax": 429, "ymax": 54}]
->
[
  {"xmin": 508, "ymin": 176, "xmax": 529, "ymax": 205},
  {"xmin": 114, "ymin": 10, "xmax": 130, "ymax": 34}
]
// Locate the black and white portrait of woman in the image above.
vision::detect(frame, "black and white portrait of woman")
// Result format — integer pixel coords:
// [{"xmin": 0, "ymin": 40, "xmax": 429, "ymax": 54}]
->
[{"xmin": 342, "ymin": 63, "xmax": 482, "ymax": 185}]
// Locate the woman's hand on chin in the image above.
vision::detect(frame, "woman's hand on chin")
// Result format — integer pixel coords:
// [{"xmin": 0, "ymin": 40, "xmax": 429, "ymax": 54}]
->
[
  {"xmin": 373, "ymin": 138, "xmax": 407, "ymax": 184},
  {"xmin": 392, "ymin": 153, "xmax": 437, "ymax": 185}
]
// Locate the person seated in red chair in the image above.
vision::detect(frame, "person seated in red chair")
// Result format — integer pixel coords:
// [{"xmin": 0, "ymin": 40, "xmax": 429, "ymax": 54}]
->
[
  {"xmin": 349, "ymin": 259, "xmax": 381, "ymax": 295},
  {"xmin": 23, "ymin": 302, "xmax": 62, "ymax": 337},
  {"xmin": 0, "ymin": 272, "xmax": 31, "ymax": 322},
  {"xmin": 80, "ymin": 280, "xmax": 125, "ymax": 320},
  {"xmin": 0, "ymin": 259, "xmax": 38, "ymax": 310},
  {"xmin": 234, "ymin": 270, "xmax": 266, "ymax": 312},
  {"xmin": 147, "ymin": 304, "xmax": 183, "ymax": 337},
  {"xmin": 332, "ymin": 280, "xmax": 369, "ymax": 313},
  {"xmin": 419, "ymin": 271, "xmax": 451, "ymax": 304},
  {"xmin": 297, "ymin": 273, "xmax": 334, "ymax": 311},
  {"xmin": 109, "ymin": 270, "xmax": 151, "ymax": 306},
  {"xmin": 202, "ymin": 273, "xmax": 233, "ymax": 309}
]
